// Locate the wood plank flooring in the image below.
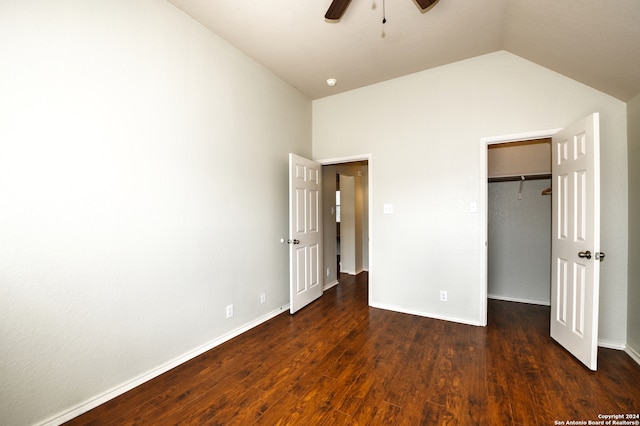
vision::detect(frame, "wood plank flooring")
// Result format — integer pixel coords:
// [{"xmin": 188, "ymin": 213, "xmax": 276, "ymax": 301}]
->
[{"xmin": 66, "ymin": 272, "xmax": 640, "ymax": 425}]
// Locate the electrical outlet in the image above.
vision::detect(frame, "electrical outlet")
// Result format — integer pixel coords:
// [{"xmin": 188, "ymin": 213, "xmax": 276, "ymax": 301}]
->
[
  {"xmin": 260, "ymin": 292, "xmax": 266, "ymax": 304},
  {"xmin": 226, "ymin": 304, "xmax": 234, "ymax": 318},
  {"xmin": 440, "ymin": 291, "xmax": 448, "ymax": 302}
]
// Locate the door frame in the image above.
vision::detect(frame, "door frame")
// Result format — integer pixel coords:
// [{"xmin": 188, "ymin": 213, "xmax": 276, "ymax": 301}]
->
[
  {"xmin": 318, "ymin": 154, "xmax": 373, "ymax": 299},
  {"xmin": 480, "ymin": 129, "xmax": 560, "ymax": 326}
]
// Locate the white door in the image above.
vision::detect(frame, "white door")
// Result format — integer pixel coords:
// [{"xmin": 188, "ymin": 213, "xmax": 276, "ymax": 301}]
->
[
  {"xmin": 289, "ymin": 153, "xmax": 323, "ymax": 314},
  {"xmin": 550, "ymin": 113, "xmax": 602, "ymax": 370}
]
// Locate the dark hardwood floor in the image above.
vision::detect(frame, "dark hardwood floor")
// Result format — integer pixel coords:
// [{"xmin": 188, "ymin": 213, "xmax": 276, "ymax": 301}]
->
[{"xmin": 67, "ymin": 272, "xmax": 640, "ymax": 425}]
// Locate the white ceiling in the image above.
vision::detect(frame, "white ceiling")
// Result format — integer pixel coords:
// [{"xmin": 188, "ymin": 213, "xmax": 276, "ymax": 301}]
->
[{"xmin": 167, "ymin": 0, "xmax": 640, "ymax": 101}]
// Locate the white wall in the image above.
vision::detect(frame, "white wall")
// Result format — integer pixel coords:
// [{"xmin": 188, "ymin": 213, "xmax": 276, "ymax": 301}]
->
[
  {"xmin": 340, "ymin": 175, "xmax": 356, "ymax": 273},
  {"xmin": 627, "ymin": 93, "xmax": 640, "ymax": 361},
  {"xmin": 0, "ymin": 1, "xmax": 311, "ymax": 425},
  {"xmin": 312, "ymin": 51, "xmax": 628, "ymax": 341},
  {"xmin": 361, "ymin": 165, "xmax": 369, "ymax": 272}
]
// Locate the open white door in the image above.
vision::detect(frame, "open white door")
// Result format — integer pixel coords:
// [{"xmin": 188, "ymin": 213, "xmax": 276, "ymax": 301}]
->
[
  {"xmin": 289, "ymin": 153, "xmax": 323, "ymax": 314},
  {"xmin": 551, "ymin": 113, "xmax": 602, "ymax": 370}
]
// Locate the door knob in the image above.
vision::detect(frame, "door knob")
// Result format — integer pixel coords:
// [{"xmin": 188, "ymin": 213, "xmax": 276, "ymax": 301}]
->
[
  {"xmin": 595, "ymin": 252, "xmax": 606, "ymax": 262},
  {"xmin": 578, "ymin": 251, "xmax": 592, "ymax": 259},
  {"xmin": 287, "ymin": 239, "xmax": 300, "ymax": 245}
]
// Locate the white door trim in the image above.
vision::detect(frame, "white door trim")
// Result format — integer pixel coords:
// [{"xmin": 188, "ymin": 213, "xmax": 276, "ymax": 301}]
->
[
  {"xmin": 317, "ymin": 154, "xmax": 373, "ymax": 300},
  {"xmin": 479, "ymin": 130, "xmax": 561, "ymax": 326}
]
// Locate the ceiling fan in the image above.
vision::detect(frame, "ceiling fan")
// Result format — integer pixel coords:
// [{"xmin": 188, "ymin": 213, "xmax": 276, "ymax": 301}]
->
[{"xmin": 325, "ymin": 0, "xmax": 438, "ymax": 20}]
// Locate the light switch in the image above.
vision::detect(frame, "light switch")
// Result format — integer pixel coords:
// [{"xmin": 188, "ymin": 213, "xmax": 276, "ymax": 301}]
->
[{"xmin": 383, "ymin": 204, "xmax": 394, "ymax": 214}]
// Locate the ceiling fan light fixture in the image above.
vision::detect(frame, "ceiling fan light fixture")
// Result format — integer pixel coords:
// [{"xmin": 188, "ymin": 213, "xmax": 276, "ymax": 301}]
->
[{"xmin": 326, "ymin": 78, "xmax": 337, "ymax": 87}]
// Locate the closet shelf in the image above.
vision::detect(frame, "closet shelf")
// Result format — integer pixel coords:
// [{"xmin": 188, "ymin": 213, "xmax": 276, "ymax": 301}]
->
[{"xmin": 488, "ymin": 173, "xmax": 551, "ymax": 183}]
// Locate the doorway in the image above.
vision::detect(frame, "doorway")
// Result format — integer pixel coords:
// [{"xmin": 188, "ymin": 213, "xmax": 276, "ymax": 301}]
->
[
  {"xmin": 480, "ymin": 115, "xmax": 601, "ymax": 370},
  {"xmin": 487, "ymin": 139, "xmax": 552, "ymax": 306},
  {"xmin": 318, "ymin": 155, "xmax": 371, "ymax": 292},
  {"xmin": 479, "ymin": 129, "xmax": 560, "ymax": 325}
]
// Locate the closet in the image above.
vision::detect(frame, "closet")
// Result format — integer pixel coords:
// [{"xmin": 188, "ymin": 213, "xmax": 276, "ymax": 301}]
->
[{"xmin": 487, "ymin": 139, "xmax": 552, "ymax": 305}]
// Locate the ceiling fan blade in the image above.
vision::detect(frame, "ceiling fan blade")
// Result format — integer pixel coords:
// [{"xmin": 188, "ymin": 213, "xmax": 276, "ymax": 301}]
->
[
  {"xmin": 415, "ymin": 0, "xmax": 437, "ymax": 9},
  {"xmin": 325, "ymin": 0, "xmax": 352, "ymax": 20}
]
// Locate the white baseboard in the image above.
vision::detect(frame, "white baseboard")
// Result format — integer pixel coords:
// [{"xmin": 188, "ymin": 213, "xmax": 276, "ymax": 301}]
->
[
  {"xmin": 598, "ymin": 339, "xmax": 626, "ymax": 350},
  {"xmin": 488, "ymin": 294, "xmax": 551, "ymax": 306},
  {"xmin": 339, "ymin": 268, "xmax": 366, "ymax": 276},
  {"xmin": 625, "ymin": 344, "xmax": 640, "ymax": 367},
  {"xmin": 37, "ymin": 304, "xmax": 290, "ymax": 426},
  {"xmin": 369, "ymin": 302, "xmax": 483, "ymax": 327},
  {"xmin": 323, "ymin": 279, "xmax": 339, "ymax": 291}
]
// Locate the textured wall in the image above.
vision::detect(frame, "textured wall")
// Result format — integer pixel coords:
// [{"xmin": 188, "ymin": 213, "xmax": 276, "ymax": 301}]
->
[
  {"xmin": 627, "ymin": 93, "xmax": 640, "ymax": 359},
  {"xmin": 313, "ymin": 51, "xmax": 628, "ymax": 338},
  {"xmin": 0, "ymin": 1, "xmax": 311, "ymax": 424}
]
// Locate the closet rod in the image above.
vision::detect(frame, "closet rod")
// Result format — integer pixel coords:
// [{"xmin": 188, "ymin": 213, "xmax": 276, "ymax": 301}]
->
[{"xmin": 488, "ymin": 173, "xmax": 551, "ymax": 183}]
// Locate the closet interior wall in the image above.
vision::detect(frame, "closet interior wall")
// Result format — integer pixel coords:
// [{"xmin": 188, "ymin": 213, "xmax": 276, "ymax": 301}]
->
[{"xmin": 487, "ymin": 140, "xmax": 552, "ymax": 306}]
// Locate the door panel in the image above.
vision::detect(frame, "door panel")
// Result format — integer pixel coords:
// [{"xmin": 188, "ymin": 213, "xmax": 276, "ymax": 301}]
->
[
  {"xmin": 556, "ymin": 258, "xmax": 568, "ymax": 324},
  {"xmin": 550, "ymin": 113, "xmax": 600, "ymax": 370},
  {"xmin": 289, "ymin": 153, "xmax": 323, "ymax": 314}
]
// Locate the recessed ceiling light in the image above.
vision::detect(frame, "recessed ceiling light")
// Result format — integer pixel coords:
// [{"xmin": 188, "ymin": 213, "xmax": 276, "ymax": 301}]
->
[{"xmin": 326, "ymin": 78, "xmax": 337, "ymax": 87}]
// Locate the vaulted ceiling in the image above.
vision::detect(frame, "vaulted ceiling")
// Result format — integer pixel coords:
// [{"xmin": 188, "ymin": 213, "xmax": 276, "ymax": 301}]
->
[{"xmin": 167, "ymin": 0, "xmax": 640, "ymax": 101}]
